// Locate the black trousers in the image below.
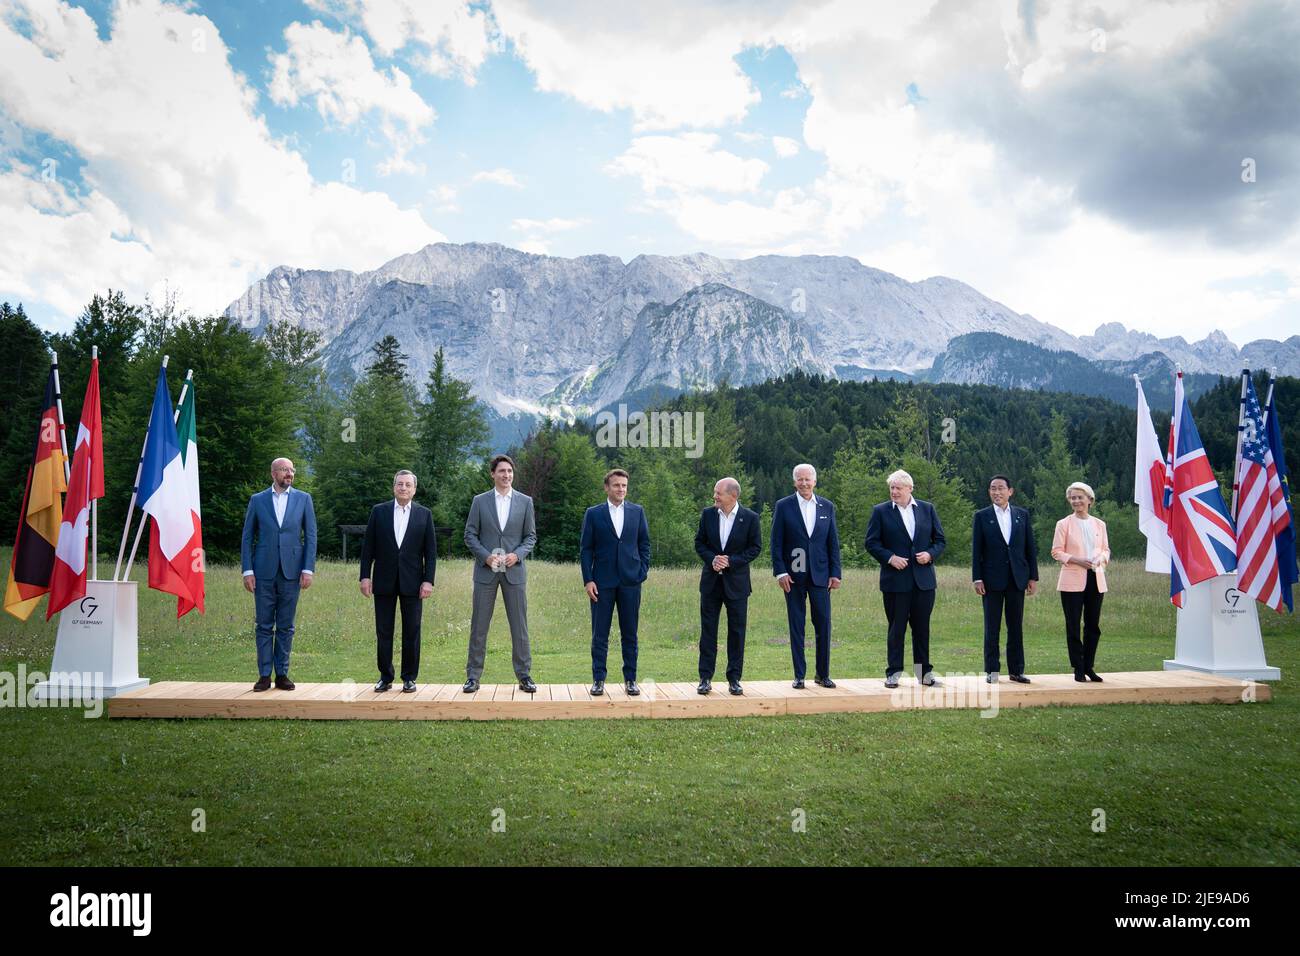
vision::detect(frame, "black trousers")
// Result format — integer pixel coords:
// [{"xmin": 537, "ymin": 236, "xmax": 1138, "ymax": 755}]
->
[
  {"xmin": 784, "ymin": 580, "xmax": 832, "ymax": 681},
  {"xmin": 375, "ymin": 592, "xmax": 422, "ymax": 682},
  {"xmin": 699, "ymin": 589, "xmax": 747, "ymax": 681},
  {"xmin": 1061, "ymin": 571, "xmax": 1104, "ymax": 672},
  {"xmin": 883, "ymin": 587, "xmax": 935, "ymax": 677},
  {"xmin": 982, "ymin": 588, "xmax": 1026, "ymax": 675}
]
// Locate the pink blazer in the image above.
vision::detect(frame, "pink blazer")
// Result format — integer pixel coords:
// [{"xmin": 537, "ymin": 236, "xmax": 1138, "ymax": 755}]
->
[{"xmin": 1051, "ymin": 515, "xmax": 1110, "ymax": 592}]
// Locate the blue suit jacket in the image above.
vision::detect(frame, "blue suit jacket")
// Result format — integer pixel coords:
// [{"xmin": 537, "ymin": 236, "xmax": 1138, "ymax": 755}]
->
[
  {"xmin": 241, "ymin": 487, "xmax": 318, "ymax": 580},
  {"xmin": 865, "ymin": 499, "xmax": 945, "ymax": 592},
  {"xmin": 580, "ymin": 502, "xmax": 651, "ymax": 588},
  {"xmin": 971, "ymin": 505, "xmax": 1038, "ymax": 591},
  {"xmin": 770, "ymin": 493, "xmax": 842, "ymax": 587}
]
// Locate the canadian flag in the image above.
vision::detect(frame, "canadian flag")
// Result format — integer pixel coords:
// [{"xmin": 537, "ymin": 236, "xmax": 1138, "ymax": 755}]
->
[
  {"xmin": 1133, "ymin": 377, "xmax": 1172, "ymax": 573},
  {"xmin": 48, "ymin": 357, "xmax": 104, "ymax": 619},
  {"xmin": 139, "ymin": 368, "xmax": 203, "ymax": 616}
]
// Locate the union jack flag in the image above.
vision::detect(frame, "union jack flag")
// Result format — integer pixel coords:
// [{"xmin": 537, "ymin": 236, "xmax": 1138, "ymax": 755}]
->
[
  {"xmin": 1165, "ymin": 372, "xmax": 1237, "ymax": 607},
  {"xmin": 1236, "ymin": 373, "xmax": 1291, "ymax": 612}
]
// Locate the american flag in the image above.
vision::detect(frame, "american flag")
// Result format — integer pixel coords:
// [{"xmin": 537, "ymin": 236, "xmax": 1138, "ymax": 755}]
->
[
  {"xmin": 1165, "ymin": 372, "xmax": 1237, "ymax": 607},
  {"xmin": 1236, "ymin": 373, "xmax": 1290, "ymax": 612}
]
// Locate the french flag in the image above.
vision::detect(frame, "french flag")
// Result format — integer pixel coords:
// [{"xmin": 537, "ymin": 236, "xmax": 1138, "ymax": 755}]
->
[{"xmin": 138, "ymin": 368, "xmax": 199, "ymax": 614}]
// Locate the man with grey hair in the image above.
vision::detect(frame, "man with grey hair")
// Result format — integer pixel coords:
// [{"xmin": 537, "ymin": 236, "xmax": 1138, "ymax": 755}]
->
[
  {"xmin": 865, "ymin": 468, "xmax": 946, "ymax": 688},
  {"xmin": 770, "ymin": 463, "xmax": 842, "ymax": 688},
  {"xmin": 694, "ymin": 477, "xmax": 762, "ymax": 695},
  {"xmin": 241, "ymin": 457, "xmax": 317, "ymax": 692},
  {"xmin": 359, "ymin": 469, "xmax": 437, "ymax": 692}
]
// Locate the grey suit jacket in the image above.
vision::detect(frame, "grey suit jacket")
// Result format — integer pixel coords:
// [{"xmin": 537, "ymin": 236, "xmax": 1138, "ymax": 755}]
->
[{"xmin": 464, "ymin": 489, "xmax": 537, "ymax": 585}]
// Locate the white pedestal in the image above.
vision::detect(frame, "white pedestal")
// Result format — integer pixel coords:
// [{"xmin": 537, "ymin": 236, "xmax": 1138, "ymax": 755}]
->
[
  {"xmin": 1164, "ymin": 573, "xmax": 1280, "ymax": 681},
  {"xmin": 33, "ymin": 580, "xmax": 150, "ymax": 701}
]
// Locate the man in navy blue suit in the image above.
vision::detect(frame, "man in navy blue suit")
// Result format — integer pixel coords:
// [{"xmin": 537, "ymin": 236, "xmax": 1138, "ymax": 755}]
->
[
  {"xmin": 972, "ymin": 474, "xmax": 1038, "ymax": 684},
  {"xmin": 865, "ymin": 469, "xmax": 945, "ymax": 688},
  {"xmin": 240, "ymin": 457, "xmax": 317, "ymax": 692},
  {"xmin": 580, "ymin": 468, "xmax": 651, "ymax": 696},
  {"xmin": 694, "ymin": 477, "xmax": 762, "ymax": 696},
  {"xmin": 770, "ymin": 463, "xmax": 842, "ymax": 688}
]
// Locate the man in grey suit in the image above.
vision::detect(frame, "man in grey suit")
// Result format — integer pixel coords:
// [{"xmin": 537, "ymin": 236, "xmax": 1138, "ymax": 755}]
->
[{"xmin": 462, "ymin": 454, "xmax": 538, "ymax": 694}]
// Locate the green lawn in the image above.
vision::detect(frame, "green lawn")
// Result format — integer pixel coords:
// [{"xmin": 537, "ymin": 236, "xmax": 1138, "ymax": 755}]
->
[{"xmin": 1, "ymin": 556, "xmax": 1296, "ymax": 866}]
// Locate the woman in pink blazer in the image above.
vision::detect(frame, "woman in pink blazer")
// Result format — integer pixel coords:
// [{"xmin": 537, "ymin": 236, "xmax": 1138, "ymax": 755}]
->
[{"xmin": 1050, "ymin": 481, "xmax": 1110, "ymax": 682}]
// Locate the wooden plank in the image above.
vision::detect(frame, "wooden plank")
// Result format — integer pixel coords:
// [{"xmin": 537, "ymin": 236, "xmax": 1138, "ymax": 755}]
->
[
  {"xmin": 550, "ymin": 683, "xmax": 571, "ymax": 702},
  {"xmin": 567, "ymin": 683, "xmax": 593, "ymax": 702}
]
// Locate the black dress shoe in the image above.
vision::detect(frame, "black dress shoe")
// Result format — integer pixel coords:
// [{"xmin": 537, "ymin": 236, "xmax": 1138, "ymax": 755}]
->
[
  {"xmin": 792, "ymin": 678, "xmax": 805, "ymax": 689},
  {"xmin": 1009, "ymin": 673, "xmax": 1031, "ymax": 684},
  {"xmin": 253, "ymin": 676, "xmax": 272, "ymax": 692},
  {"xmin": 1074, "ymin": 670, "xmax": 1087, "ymax": 682},
  {"xmin": 462, "ymin": 678, "xmax": 479, "ymax": 693},
  {"xmin": 728, "ymin": 680, "xmax": 743, "ymax": 696},
  {"xmin": 697, "ymin": 679, "xmax": 712, "ymax": 695},
  {"xmin": 274, "ymin": 675, "xmax": 295, "ymax": 691},
  {"xmin": 519, "ymin": 675, "xmax": 537, "ymax": 693},
  {"xmin": 814, "ymin": 676, "xmax": 836, "ymax": 689},
  {"xmin": 1085, "ymin": 669, "xmax": 1103, "ymax": 682},
  {"xmin": 374, "ymin": 679, "xmax": 392, "ymax": 692},
  {"xmin": 590, "ymin": 680, "xmax": 605, "ymax": 696},
  {"xmin": 625, "ymin": 680, "xmax": 641, "ymax": 696},
  {"xmin": 402, "ymin": 680, "xmax": 416, "ymax": 693}
]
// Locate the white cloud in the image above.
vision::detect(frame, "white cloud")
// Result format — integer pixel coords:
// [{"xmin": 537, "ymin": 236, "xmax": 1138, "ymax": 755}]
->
[
  {"xmin": 0, "ymin": 0, "xmax": 442, "ymax": 328},
  {"xmin": 515, "ymin": 237, "xmax": 550, "ymax": 255},
  {"xmin": 608, "ymin": 133, "xmax": 768, "ymax": 194},
  {"xmin": 772, "ymin": 135, "xmax": 800, "ymax": 157},
  {"xmin": 305, "ymin": 0, "xmax": 494, "ymax": 82},
  {"xmin": 269, "ymin": 20, "xmax": 435, "ymax": 175},
  {"xmin": 472, "ymin": 167, "xmax": 524, "ymax": 188},
  {"xmin": 511, "ymin": 217, "xmax": 585, "ymax": 233}
]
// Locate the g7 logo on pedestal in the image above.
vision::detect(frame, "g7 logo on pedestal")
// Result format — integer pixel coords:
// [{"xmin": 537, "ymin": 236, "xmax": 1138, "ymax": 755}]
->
[
  {"xmin": 78, "ymin": 596, "xmax": 99, "ymax": 618},
  {"xmin": 1224, "ymin": 588, "xmax": 1241, "ymax": 608}
]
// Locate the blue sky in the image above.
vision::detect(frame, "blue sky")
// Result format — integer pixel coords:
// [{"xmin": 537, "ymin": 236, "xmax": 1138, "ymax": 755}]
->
[{"xmin": 2, "ymin": 0, "xmax": 1298, "ymax": 345}]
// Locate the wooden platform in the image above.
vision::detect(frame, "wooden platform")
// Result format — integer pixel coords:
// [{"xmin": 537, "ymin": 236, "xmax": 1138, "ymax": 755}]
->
[{"xmin": 106, "ymin": 671, "xmax": 1269, "ymax": 721}]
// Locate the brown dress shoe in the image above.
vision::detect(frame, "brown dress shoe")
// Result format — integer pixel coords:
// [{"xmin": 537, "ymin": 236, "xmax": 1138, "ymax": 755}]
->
[
  {"xmin": 274, "ymin": 675, "xmax": 295, "ymax": 691},
  {"xmin": 253, "ymin": 676, "xmax": 272, "ymax": 692}
]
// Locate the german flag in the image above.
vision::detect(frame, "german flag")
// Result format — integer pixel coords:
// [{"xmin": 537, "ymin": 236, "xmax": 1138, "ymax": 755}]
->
[{"xmin": 4, "ymin": 366, "xmax": 67, "ymax": 620}]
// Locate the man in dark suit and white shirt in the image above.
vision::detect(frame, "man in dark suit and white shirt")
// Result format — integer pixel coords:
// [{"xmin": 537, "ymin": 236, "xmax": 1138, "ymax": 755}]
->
[
  {"xmin": 359, "ymin": 470, "xmax": 437, "ymax": 693},
  {"xmin": 695, "ymin": 477, "xmax": 762, "ymax": 696},
  {"xmin": 865, "ymin": 468, "xmax": 946, "ymax": 688},
  {"xmin": 770, "ymin": 463, "xmax": 842, "ymax": 688},
  {"xmin": 241, "ymin": 457, "xmax": 317, "ymax": 692},
  {"xmin": 972, "ymin": 474, "xmax": 1038, "ymax": 683},
  {"xmin": 462, "ymin": 454, "xmax": 538, "ymax": 694},
  {"xmin": 580, "ymin": 468, "xmax": 651, "ymax": 697}
]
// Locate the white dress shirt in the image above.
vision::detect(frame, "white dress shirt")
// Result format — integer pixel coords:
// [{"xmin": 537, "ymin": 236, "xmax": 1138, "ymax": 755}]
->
[
  {"xmin": 718, "ymin": 504, "xmax": 738, "ymax": 550},
  {"xmin": 798, "ymin": 493, "xmax": 817, "ymax": 537},
  {"xmin": 495, "ymin": 489, "xmax": 513, "ymax": 530},
  {"xmin": 393, "ymin": 499, "xmax": 411, "ymax": 548},
  {"xmin": 895, "ymin": 499, "xmax": 917, "ymax": 539},
  {"xmin": 608, "ymin": 500, "xmax": 625, "ymax": 538},
  {"xmin": 1076, "ymin": 515, "xmax": 1096, "ymax": 562},
  {"xmin": 994, "ymin": 503, "xmax": 1012, "ymax": 544}
]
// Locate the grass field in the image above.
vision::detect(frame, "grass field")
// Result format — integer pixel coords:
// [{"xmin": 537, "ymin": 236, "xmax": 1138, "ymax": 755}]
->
[{"xmin": 1, "ymin": 554, "xmax": 1296, "ymax": 866}]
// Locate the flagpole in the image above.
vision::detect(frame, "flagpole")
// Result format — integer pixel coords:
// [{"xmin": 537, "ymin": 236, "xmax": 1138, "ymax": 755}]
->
[
  {"xmin": 123, "ymin": 367, "xmax": 192, "ymax": 581},
  {"xmin": 114, "ymin": 355, "xmax": 169, "ymax": 581},
  {"xmin": 50, "ymin": 351, "xmax": 72, "ymax": 484},
  {"xmin": 1262, "ymin": 368, "xmax": 1277, "ymax": 429},
  {"xmin": 91, "ymin": 345, "xmax": 98, "ymax": 582},
  {"xmin": 1230, "ymin": 368, "xmax": 1249, "ymax": 521}
]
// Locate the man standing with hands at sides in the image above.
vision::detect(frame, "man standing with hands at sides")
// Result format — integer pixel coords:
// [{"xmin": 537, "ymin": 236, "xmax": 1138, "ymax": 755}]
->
[
  {"xmin": 241, "ymin": 457, "xmax": 317, "ymax": 692},
  {"xmin": 695, "ymin": 477, "xmax": 762, "ymax": 696},
  {"xmin": 359, "ymin": 470, "xmax": 437, "ymax": 693},
  {"xmin": 972, "ymin": 475, "xmax": 1038, "ymax": 684},
  {"xmin": 462, "ymin": 454, "xmax": 538, "ymax": 694},
  {"xmin": 866, "ymin": 469, "xmax": 945, "ymax": 688},
  {"xmin": 770, "ymin": 464, "xmax": 842, "ymax": 689},
  {"xmin": 580, "ymin": 469, "xmax": 651, "ymax": 697}
]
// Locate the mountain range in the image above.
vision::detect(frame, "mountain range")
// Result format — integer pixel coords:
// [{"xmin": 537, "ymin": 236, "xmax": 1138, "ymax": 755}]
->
[{"xmin": 225, "ymin": 242, "xmax": 1297, "ymax": 438}]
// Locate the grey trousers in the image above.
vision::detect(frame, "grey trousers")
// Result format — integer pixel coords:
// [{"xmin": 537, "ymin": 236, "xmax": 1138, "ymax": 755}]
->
[{"xmin": 466, "ymin": 575, "xmax": 531, "ymax": 680}]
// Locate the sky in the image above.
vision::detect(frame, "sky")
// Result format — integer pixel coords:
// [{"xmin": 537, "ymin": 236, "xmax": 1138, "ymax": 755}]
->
[{"xmin": 1, "ymin": 0, "xmax": 1298, "ymax": 344}]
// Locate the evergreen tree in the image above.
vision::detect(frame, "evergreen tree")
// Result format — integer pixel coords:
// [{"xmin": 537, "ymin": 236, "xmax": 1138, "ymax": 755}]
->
[
  {"xmin": 418, "ymin": 347, "xmax": 490, "ymax": 526},
  {"xmin": 0, "ymin": 303, "xmax": 53, "ymax": 543}
]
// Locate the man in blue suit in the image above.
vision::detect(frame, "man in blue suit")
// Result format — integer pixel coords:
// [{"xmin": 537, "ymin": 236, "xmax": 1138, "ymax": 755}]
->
[
  {"xmin": 865, "ymin": 468, "xmax": 945, "ymax": 688},
  {"xmin": 241, "ymin": 457, "xmax": 317, "ymax": 691},
  {"xmin": 580, "ymin": 468, "xmax": 651, "ymax": 697},
  {"xmin": 770, "ymin": 463, "xmax": 841, "ymax": 688},
  {"xmin": 972, "ymin": 475, "xmax": 1038, "ymax": 684}
]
